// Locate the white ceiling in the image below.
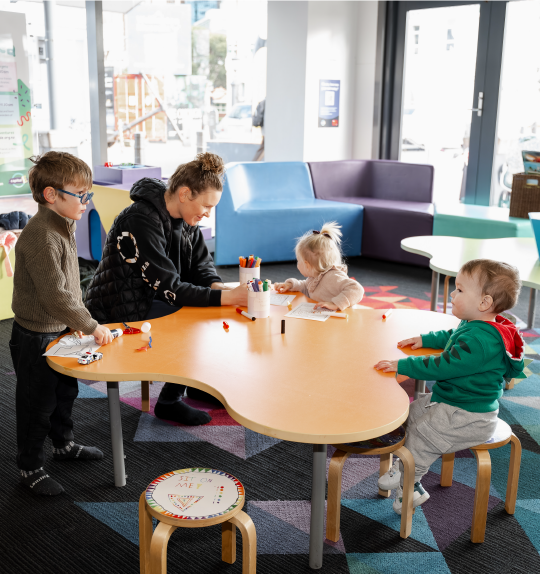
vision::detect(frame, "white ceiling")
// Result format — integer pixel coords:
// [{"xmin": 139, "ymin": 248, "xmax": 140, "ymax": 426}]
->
[{"xmin": 22, "ymin": 1, "xmax": 142, "ymax": 14}]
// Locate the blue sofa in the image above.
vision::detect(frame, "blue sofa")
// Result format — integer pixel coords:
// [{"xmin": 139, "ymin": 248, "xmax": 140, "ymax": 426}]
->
[{"xmin": 215, "ymin": 162, "xmax": 364, "ymax": 265}]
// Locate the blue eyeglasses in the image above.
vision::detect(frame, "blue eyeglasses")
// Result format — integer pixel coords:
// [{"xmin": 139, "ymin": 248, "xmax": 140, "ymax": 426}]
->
[{"xmin": 56, "ymin": 188, "xmax": 94, "ymax": 204}]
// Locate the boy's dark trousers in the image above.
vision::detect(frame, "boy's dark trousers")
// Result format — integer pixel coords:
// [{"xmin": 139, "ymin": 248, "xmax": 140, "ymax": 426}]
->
[{"xmin": 10, "ymin": 321, "xmax": 79, "ymax": 471}]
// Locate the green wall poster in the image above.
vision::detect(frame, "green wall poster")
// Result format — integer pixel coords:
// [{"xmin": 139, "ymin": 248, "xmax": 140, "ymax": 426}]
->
[{"xmin": 0, "ymin": 12, "xmax": 33, "ymax": 197}]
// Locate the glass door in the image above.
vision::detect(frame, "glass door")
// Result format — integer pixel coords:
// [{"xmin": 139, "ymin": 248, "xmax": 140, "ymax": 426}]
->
[
  {"xmin": 387, "ymin": 1, "xmax": 508, "ymax": 206},
  {"xmin": 490, "ymin": 0, "xmax": 540, "ymax": 207},
  {"xmin": 399, "ymin": 4, "xmax": 480, "ymax": 205}
]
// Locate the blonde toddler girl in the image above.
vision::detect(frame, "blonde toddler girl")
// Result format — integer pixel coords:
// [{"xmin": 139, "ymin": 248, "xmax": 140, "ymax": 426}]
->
[{"xmin": 274, "ymin": 222, "xmax": 364, "ymax": 311}]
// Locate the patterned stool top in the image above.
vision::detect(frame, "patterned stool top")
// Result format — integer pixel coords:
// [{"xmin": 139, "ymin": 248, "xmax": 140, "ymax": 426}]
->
[
  {"xmin": 145, "ymin": 468, "xmax": 245, "ymax": 521},
  {"xmin": 343, "ymin": 425, "xmax": 406, "ymax": 449}
]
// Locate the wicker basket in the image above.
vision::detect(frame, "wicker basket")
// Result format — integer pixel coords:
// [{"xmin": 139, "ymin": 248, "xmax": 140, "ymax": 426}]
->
[{"xmin": 510, "ymin": 173, "xmax": 540, "ymax": 219}]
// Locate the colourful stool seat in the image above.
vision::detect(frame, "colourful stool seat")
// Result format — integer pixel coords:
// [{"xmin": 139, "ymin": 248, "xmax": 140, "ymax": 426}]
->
[
  {"xmin": 145, "ymin": 467, "xmax": 245, "ymax": 522},
  {"xmin": 140, "ymin": 468, "xmax": 256, "ymax": 573}
]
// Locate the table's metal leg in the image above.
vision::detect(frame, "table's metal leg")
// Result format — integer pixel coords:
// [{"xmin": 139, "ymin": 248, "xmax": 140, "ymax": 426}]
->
[
  {"xmin": 107, "ymin": 382, "xmax": 126, "ymax": 487},
  {"xmin": 528, "ymin": 288, "xmax": 537, "ymax": 329},
  {"xmin": 309, "ymin": 444, "xmax": 327, "ymax": 570},
  {"xmin": 430, "ymin": 271, "xmax": 440, "ymax": 312},
  {"xmin": 413, "ymin": 379, "xmax": 426, "ymax": 400}
]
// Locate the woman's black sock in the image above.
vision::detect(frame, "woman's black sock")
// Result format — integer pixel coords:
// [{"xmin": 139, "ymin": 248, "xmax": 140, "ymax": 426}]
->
[
  {"xmin": 154, "ymin": 399, "xmax": 212, "ymax": 426},
  {"xmin": 186, "ymin": 387, "xmax": 224, "ymax": 407},
  {"xmin": 20, "ymin": 468, "xmax": 64, "ymax": 496}
]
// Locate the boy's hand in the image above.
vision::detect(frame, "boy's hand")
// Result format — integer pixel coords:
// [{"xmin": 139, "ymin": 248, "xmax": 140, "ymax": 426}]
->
[
  {"xmin": 314, "ymin": 301, "xmax": 339, "ymax": 311},
  {"xmin": 93, "ymin": 325, "xmax": 113, "ymax": 345},
  {"xmin": 274, "ymin": 282, "xmax": 290, "ymax": 293},
  {"xmin": 374, "ymin": 359, "xmax": 399, "ymax": 372},
  {"xmin": 397, "ymin": 336, "xmax": 423, "ymax": 350}
]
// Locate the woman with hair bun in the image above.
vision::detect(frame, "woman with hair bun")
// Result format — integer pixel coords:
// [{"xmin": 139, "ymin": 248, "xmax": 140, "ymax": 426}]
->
[{"xmin": 86, "ymin": 153, "xmax": 246, "ymax": 425}]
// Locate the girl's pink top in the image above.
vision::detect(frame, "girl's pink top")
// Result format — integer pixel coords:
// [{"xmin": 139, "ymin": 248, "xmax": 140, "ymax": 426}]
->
[{"xmin": 285, "ymin": 265, "xmax": 364, "ymax": 310}]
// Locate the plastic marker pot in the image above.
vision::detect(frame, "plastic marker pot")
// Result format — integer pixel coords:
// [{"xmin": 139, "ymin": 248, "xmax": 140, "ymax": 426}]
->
[
  {"xmin": 247, "ymin": 289, "xmax": 270, "ymax": 319},
  {"xmin": 240, "ymin": 264, "xmax": 261, "ymax": 285}
]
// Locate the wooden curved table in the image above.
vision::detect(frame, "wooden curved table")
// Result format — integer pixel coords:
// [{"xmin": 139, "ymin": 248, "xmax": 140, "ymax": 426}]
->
[
  {"xmin": 402, "ymin": 236, "xmax": 540, "ymax": 327},
  {"xmin": 47, "ymin": 295, "xmax": 458, "ymax": 569}
]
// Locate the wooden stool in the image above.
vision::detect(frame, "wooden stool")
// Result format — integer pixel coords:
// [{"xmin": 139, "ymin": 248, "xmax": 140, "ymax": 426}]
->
[
  {"xmin": 440, "ymin": 419, "xmax": 522, "ymax": 543},
  {"xmin": 140, "ymin": 468, "xmax": 257, "ymax": 573},
  {"xmin": 326, "ymin": 426, "xmax": 415, "ymax": 541}
]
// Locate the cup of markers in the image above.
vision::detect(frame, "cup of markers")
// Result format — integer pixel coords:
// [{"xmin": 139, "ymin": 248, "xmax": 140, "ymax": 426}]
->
[
  {"xmin": 247, "ymin": 278, "xmax": 271, "ymax": 319},
  {"xmin": 239, "ymin": 255, "xmax": 261, "ymax": 285}
]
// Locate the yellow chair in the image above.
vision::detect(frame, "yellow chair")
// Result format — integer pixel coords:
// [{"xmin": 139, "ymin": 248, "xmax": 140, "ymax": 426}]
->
[
  {"xmin": 139, "ymin": 468, "xmax": 257, "ymax": 573},
  {"xmin": 440, "ymin": 418, "xmax": 521, "ymax": 543},
  {"xmin": 326, "ymin": 426, "xmax": 416, "ymax": 541}
]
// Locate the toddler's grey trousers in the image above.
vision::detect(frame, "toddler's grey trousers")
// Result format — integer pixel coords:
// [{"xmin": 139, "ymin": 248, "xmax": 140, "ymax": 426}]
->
[{"xmin": 400, "ymin": 393, "xmax": 499, "ymax": 484}]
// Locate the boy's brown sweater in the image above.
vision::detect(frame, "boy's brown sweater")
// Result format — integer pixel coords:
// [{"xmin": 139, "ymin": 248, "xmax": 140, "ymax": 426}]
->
[{"xmin": 12, "ymin": 204, "xmax": 98, "ymax": 334}]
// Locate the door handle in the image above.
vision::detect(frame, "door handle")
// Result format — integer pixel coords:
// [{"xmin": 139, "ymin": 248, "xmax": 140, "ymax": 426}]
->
[{"xmin": 469, "ymin": 91, "xmax": 483, "ymax": 117}]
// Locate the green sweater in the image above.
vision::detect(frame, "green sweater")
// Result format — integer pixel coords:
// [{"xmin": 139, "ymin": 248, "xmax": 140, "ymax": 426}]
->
[{"xmin": 397, "ymin": 320, "xmax": 525, "ymax": 413}]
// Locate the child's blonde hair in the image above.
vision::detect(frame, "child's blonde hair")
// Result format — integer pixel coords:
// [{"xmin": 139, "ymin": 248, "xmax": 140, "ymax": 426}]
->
[{"xmin": 295, "ymin": 221, "xmax": 343, "ymax": 274}]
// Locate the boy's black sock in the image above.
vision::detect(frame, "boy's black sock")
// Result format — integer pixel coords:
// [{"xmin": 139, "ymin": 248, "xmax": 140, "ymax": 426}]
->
[
  {"xmin": 52, "ymin": 441, "xmax": 104, "ymax": 461},
  {"xmin": 154, "ymin": 399, "xmax": 212, "ymax": 425},
  {"xmin": 20, "ymin": 468, "xmax": 64, "ymax": 496}
]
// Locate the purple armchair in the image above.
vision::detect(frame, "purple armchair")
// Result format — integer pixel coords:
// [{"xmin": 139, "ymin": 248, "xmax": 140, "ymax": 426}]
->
[{"xmin": 308, "ymin": 160, "xmax": 434, "ymax": 266}]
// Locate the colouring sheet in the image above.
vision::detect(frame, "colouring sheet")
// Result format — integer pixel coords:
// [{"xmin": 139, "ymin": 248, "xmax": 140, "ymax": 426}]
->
[
  {"xmin": 43, "ymin": 334, "xmax": 101, "ymax": 358},
  {"xmin": 284, "ymin": 302, "xmax": 330, "ymax": 322},
  {"xmin": 270, "ymin": 293, "xmax": 297, "ymax": 306}
]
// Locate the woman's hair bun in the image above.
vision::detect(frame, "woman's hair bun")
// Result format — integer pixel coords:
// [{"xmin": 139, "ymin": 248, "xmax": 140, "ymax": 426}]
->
[{"xmin": 198, "ymin": 152, "xmax": 225, "ymax": 175}]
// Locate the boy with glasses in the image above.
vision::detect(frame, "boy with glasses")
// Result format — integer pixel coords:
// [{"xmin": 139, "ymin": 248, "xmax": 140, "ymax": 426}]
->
[{"xmin": 10, "ymin": 152, "xmax": 114, "ymax": 495}]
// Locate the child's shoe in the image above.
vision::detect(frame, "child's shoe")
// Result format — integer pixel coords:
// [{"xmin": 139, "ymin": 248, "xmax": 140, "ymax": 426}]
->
[
  {"xmin": 393, "ymin": 482, "xmax": 430, "ymax": 515},
  {"xmin": 20, "ymin": 468, "xmax": 64, "ymax": 496},
  {"xmin": 378, "ymin": 459, "xmax": 401, "ymax": 491}
]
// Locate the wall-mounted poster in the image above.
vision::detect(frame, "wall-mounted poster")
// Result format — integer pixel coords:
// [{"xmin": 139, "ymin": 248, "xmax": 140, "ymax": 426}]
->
[
  {"xmin": 318, "ymin": 80, "xmax": 340, "ymax": 128},
  {"xmin": 0, "ymin": 12, "xmax": 33, "ymax": 197}
]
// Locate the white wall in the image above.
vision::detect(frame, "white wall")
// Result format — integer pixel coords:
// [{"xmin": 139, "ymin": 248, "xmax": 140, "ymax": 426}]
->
[
  {"xmin": 265, "ymin": 1, "xmax": 309, "ymax": 162},
  {"xmin": 265, "ymin": 0, "xmax": 381, "ymax": 162},
  {"xmin": 353, "ymin": 1, "xmax": 381, "ymax": 159},
  {"xmin": 303, "ymin": 1, "xmax": 360, "ymax": 161}
]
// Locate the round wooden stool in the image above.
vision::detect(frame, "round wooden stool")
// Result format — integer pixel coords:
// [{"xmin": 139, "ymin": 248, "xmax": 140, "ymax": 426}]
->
[
  {"xmin": 139, "ymin": 468, "xmax": 257, "ymax": 574},
  {"xmin": 327, "ymin": 426, "xmax": 415, "ymax": 541},
  {"xmin": 440, "ymin": 418, "xmax": 522, "ymax": 543}
]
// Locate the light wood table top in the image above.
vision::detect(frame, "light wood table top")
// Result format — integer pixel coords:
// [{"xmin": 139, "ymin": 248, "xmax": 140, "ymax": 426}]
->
[
  {"xmin": 47, "ymin": 294, "xmax": 459, "ymax": 444},
  {"xmin": 402, "ymin": 235, "xmax": 540, "ymax": 289}
]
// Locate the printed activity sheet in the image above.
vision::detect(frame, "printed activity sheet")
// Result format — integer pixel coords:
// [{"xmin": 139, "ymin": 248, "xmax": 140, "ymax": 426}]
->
[
  {"xmin": 270, "ymin": 293, "xmax": 296, "ymax": 306},
  {"xmin": 43, "ymin": 335, "xmax": 101, "ymax": 358},
  {"xmin": 284, "ymin": 302, "xmax": 330, "ymax": 322}
]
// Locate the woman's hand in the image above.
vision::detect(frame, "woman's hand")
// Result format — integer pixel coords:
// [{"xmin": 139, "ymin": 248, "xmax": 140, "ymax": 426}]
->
[
  {"xmin": 314, "ymin": 301, "xmax": 339, "ymax": 311},
  {"xmin": 397, "ymin": 336, "xmax": 423, "ymax": 350},
  {"xmin": 373, "ymin": 359, "xmax": 399, "ymax": 372},
  {"xmin": 221, "ymin": 283, "xmax": 248, "ymax": 306},
  {"xmin": 274, "ymin": 282, "xmax": 290, "ymax": 293}
]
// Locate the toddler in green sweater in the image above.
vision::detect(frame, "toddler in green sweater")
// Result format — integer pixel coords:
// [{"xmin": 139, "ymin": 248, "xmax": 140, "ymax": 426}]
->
[{"xmin": 374, "ymin": 259, "xmax": 525, "ymax": 514}]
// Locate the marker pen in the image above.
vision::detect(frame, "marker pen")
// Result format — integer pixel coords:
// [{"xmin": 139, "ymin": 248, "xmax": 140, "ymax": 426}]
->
[
  {"xmin": 236, "ymin": 308, "xmax": 256, "ymax": 321},
  {"xmin": 382, "ymin": 309, "xmax": 393, "ymax": 320}
]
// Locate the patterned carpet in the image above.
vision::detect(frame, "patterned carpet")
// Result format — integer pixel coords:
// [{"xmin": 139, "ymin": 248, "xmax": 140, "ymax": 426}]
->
[{"xmin": 1, "ymin": 286, "xmax": 540, "ymax": 573}]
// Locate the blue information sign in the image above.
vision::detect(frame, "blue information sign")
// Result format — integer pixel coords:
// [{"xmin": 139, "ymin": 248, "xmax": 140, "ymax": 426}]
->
[{"xmin": 318, "ymin": 80, "xmax": 340, "ymax": 128}]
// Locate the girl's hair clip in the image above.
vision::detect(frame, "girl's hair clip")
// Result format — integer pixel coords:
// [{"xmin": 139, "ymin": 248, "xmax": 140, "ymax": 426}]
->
[{"xmin": 312, "ymin": 230, "xmax": 331, "ymax": 238}]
